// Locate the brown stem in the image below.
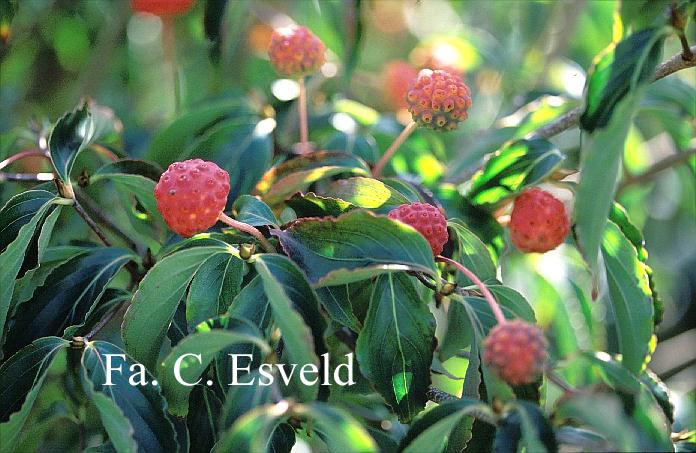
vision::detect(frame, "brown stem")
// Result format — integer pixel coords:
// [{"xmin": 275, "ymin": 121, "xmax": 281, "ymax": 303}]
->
[
  {"xmin": 618, "ymin": 148, "xmax": 696, "ymax": 193},
  {"xmin": 218, "ymin": 212, "xmax": 276, "ymax": 253},
  {"xmin": 436, "ymin": 255, "xmax": 507, "ymax": 325},
  {"xmin": 535, "ymin": 46, "xmax": 696, "ymax": 138},
  {"xmin": 298, "ymin": 77, "xmax": 310, "ymax": 155},
  {"xmin": 74, "ymin": 188, "xmax": 139, "ymax": 250},
  {"xmin": 0, "ymin": 149, "xmax": 49, "ymax": 171},
  {"xmin": 85, "ymin": 300, "xmax": 126, "ymax": 340},
  {"xmin": 679, "ymin": 34, "xmax": 695, "ymax": 61},
  {"xmin": 372, "ymin": 121, "xmax": 417, "ymax": 177}
]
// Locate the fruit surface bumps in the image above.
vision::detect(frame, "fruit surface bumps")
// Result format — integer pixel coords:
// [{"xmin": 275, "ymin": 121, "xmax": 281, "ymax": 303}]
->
[
  {"xmin": 268, "ymin": 25, "xmax": 326, "ymax": 78},
  {"xmin": 406, "ymin": 69, "xmax": 472, "ymax": 131},
  {"xmin": 388, "ymin": 202, "xmax": 449, "ymax": 255},
  {"xmin": 131, "ymin": 0, "xmax": 194, "ymax": 16},
  {"xmin": 154, "ymin": 159, "xmax": 230, "ymax": 237},
  {"xmin": 483, "ymin": 320, "xmax": 547, "ymax": 385},
  {"xmin": 384, "ymin": 60, "xmax": 419, "ymax": 110},
  {"xmin": 509, "ymin": 188, "xmax": 570, "ymax": 253}
]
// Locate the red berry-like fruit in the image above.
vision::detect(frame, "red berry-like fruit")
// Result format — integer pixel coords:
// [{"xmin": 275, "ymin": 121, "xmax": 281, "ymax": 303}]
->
[
  {"xmin": 268, "ymin": 26, "xmax": 326, "ymax": 78},
  {"xmin": 406, "ymin": 69, "xmax": 472, "ymax": 131},
  {"xmin": 131, "ymin": 0, "xmax": 194, "ymax": 16},
  {"xmin": 384, "ymin": 60, "xmax": 419, "ymax": 110},
  {"xmin": 388, "ymin": 202, "xmax": 449, "ymax": 255},
  {"xmin": 483, "ymin": 320, "xmax": 547, "ymax": 385},
  {"xmin": 509, "ymin": 188, "xmax": 570, "ymax": 253},
  {"xmin": 154, "ymin": 159, "xmax": 230, "ymax": 237}
]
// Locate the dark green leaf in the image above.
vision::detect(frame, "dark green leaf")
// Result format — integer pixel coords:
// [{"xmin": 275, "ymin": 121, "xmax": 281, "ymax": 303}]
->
[
  {"xmin": 494, "ymin": 401, "xmax": 557, "ymax": 453},
  {"xmin": 122, "ymin": 246, "xmax": 231, "ymax": 369},
  {"xmin": 159, "ymin": 328, "xmax": 270, "ymax": 416},
  {"xmin": 256, "ymin": 152, "xmax": 369, "ymax": 206},
  {"xmin": 315, "ymin": 285, "xmax": 362, "ymax": 332},
  {"xmin": 274, "ymin": 209, "xmax": 437, "ymax": 286},
  {"xmin": 466, "ymin": 138, "xmax": 565, "ymax": 206},
  {"xmin": 580, "ymin": 27, "xmax": 669, "ymax": 132},
  {"xmin": 286, "ymin": 192, "xmax": 355, "ymax": 217},
  {"xmin": 188, "ymin": 386, "xmax": 222, "ymax": 453},
  {"xmin": 601, "ymin": 222, "xmax": 654, "ymax": 374},
  {"xmin": 218, "ymin": 370, "xmax": 275, "ymax": 432},
  {"xmin": 186, "ymin": 252, "xmax": 244, "ymax": 331},
  {"xmin": 5, "ymin": 247, "xmax": 133, "ymax": 357},
  {"xmin": 355, "ymin": 273, "xmax": 435, "ymax": 422},
  {"xmin": 232, "ymin": 195, "xmax": 279, "ymax": 228},
  {"xmin": 448, "ymin": 219, "xmax": 497, "ymax": 286},
  {"xmin": 323, "ymin": 132, "xmax": 379, "ymax": 163},
  {"xmin": 253, "ymin": 254, "xmax": 322, "ymax": 401},
  {"xmin": 81, "ymin": 341, "xmax": 178, "ymax": 453},
  {"xmin": 0, "ymin": 337, "xmax": 67, "ymax": 451},
  {"xmin": 322, "ymin": 177, "xmax": 397, "ymax": 209}
]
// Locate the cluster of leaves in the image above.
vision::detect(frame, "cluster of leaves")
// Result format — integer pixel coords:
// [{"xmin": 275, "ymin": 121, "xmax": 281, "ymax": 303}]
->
[{"xmin": 1, "ymin": 1, "xmax": 694, "ymax": 452}]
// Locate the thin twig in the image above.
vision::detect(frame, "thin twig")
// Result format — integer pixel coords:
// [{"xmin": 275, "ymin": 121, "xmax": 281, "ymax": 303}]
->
[
  {"xmin": 534, "ymin": 46, "xmax": 696, "ymax": 139},
  {"xmin": 0, "ymin": 172, "xmax": 55, "ymax": 182},
  {"xmin": 74, "ymin": 188, "xmax": 139, "ymax": 250},
  {"xmin": 426, "ymin": 385, "xmax": 459, "ymax": 403},
  {"xmin": 436, "ymin": 255, "xmax": 507, "ymax": 325},
  {"xmin": 0, "ymin": 149, "xmax": 49, "ymax": 171},
  {"xmin": 372, "ymin": 121, "xmax": 417, "ymax": 177},
  {"xmin": 85, "ymin": 300, "xmax": 127, "ymax": 340},
  {"xmin": 218, "ymin": 212, "xmax": 276, "ymax": 252},
  {"xmin": 298, "ymin": 78, "xmax": 310, "ymax": 155},
  {"xmin": 618, "ymin": 148, "xmax": 696, "ymax": 193},
  {"xmin": 73, "ymin": 200, "xmax": 112, "ymax": 246}
]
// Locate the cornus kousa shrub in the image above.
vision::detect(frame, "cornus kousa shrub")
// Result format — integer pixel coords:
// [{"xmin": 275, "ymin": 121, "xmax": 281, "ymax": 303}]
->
[{"xmin": 1, "ymin": 2, "xmax": 695, "ymax": 452}]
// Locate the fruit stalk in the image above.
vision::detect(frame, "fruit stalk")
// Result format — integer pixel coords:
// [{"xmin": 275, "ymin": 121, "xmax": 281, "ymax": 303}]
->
[
  {"xmin": 373, "ymin": 120, "xmax": 417, "ymax": 177},
  {"xmin": 161, "ymin": 16, "xmax": 180, "ymax": 115},
  {"xmin": 298, "ymin": 77, "xmax": 310, "ymax": 154},
  {"xmin": 436, "ymin": 255, "xmax": 506, "ymax": 325},
  {"xmin": 218, "ymin": 212, "xmax": 276, "ymax": 253}
]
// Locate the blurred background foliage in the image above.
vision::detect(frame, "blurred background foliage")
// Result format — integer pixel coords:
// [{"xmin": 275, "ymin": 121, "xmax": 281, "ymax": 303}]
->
[{"xmin": 1, "ymin": 0, "xmax": 695, "ymax": 448}]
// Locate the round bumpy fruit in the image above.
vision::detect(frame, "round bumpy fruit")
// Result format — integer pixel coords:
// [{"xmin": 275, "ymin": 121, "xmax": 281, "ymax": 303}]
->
[
  {"xmin": 509, "ymin": 188, "xmax": 570, "ymax": 253},
  {"xmin": 131, "ymin": 0, "xmax": 194, "ymax": 16},
  {"xmin": 483, "ymin": 320, "xmax": 547, "ymax": 385},
  {"xmin": 406, "ymin": 69, "xmax": 472, "ymax": 131},
  {"xmin": 154, "ymin": 159, "xmax": 230, "ymax": 237},
  {"xmin": 388, "ymin": 202, "xmax": 449, "ymax": 255},
  {"xmin": 384, "ymin": 60, "xmax": 419, "ymax": 110},
  {"xmin": 268, "ymin": 26, "xmax": 326, "ymax": 78}
]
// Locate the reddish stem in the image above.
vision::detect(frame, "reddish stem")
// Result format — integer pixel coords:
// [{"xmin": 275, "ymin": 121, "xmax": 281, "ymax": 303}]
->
[
  {"xmin": 372, "ymin": 121, "xmax": 417, "ymax": 178},
  {"xmin": 298, "ymin": 78, "xmax": 310, "ymax": 155},
  {"xmin": 436, "ymin": 255, "xmax": 507, "ymax": 325},
  {"xmin": 0, "ymin": 149, "xmax": 49, "ymax": 171},
  {"xmin": 218, "ymin": 212, "xmax": 275, "ymax": 253}
]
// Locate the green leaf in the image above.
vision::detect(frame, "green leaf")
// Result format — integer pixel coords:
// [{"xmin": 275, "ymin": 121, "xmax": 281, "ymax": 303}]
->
[
  {"xmin": 215, "ymin": 402, "xmax": 377, "ymax": 453},
  {"xmin": 186, "ymin": 252, "xmax": 244, "ymax": 331},
  {"xmin": 601, "ymin": 221, "xmax": 653, "ymax": 374},
  {"xmin": 122, "ymin": 246, "xmax": 231, "ymax": 369},
  {"xmin": 400, "ymin": 398, "xmax": 490, "ymax": 452},
  {"xmin": 402, "ymin": 400, "xmax": 493, "ymax": 453},
  {"xmin": 253, "ymin": 254, "xmax": 322, "ymax": 401},
  {"xmin": 159, "ymin": 329, "xmax": 270, "ymax": 417},
  {"xmin": 0, "ymin": 337, "xmax": 68, "ymax": 451},
  {"xmin": 574, "ymin": 94, "xmax": 637, "ymax": 273},
  {"xmin": 619, "ymin": 1, "xmax": 671, "ymax": 35},
  {"xmin": 218, "ymin": 370, "xmax": 275, "ymax": 432},
  {"xmin": 274, "ymin": 210, "xmax": 437, "ymax": 286},
  {"xmin": 555, "ymin": 394, "xmax": 639, "ymax": 450},
  {"xmin": 322, "ymin": 177, "xmax": 395, "ymax": 209},
  {"xmin": 81, "ymin": 341, "xmax": 178, "ymax": 453},
  {"xmin": 609, "ymin": 203, "xmax": 662, "ymax": 324},
  {"xmin": 355, "ymin": 273, "xmax": 435, "ymax": 422},
  {"xmin": 232, "ymin": 195, "xmax": 279, "ymax": 228},
  {"xmin": 465, "ymin": 138, "xmax": 565, "ymax": 206},
  {"xmin": 580, "ymin": 27, "xmax": 669, "ymax": 132},
  {"xmin": 4, "ymin": 247, "xmax": 133, "ymax": 357},
  {"xmin": 323, "ymin": 132, "xmax": 380, "ymax": 163},
  {"xmin": 494, "ymin": 401, "xmax": 557, "ymax": 453},
  {"xmin": 286, "ymin": 192, "xmax": 356, "ymax": 217},
  {"xmin": 0, "ymin": 190, "xmax": 61, "ymax": 356},
  {"xmin": 187, "ymin": 386, "xmax": 222, "ymax": 453},
  {"xmin": 439, "ymin": 301, "xmax": 472, "ymax": 362},
  {"xmin": 448, "ymin": 219, "xmax": 497, "ymax": 286},
  {"xmin": 256, "ymin": 152, "xmax": 369, "ymax": 206},
  {"xmin": 315, "ymin": 285, "xmax": 362, "ymax": 332},
  {"xmin": 145, "ymin": 98, "xmax": 255, "ymax": 166}
]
